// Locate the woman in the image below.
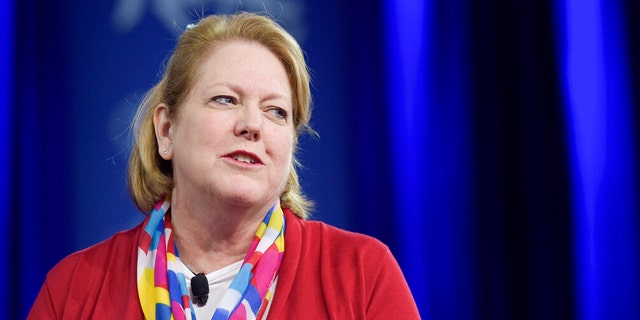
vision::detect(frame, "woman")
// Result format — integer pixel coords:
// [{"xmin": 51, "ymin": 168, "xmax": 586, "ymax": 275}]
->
[{"xmin": 29, "ymin": 12, "xmax": 419, "ymax": 319}]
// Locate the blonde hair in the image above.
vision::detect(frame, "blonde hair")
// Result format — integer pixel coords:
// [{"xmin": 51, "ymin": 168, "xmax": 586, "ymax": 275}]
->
[{"xmin": 128, "ymin": 12, "xmax": 313, "ymax": 218}]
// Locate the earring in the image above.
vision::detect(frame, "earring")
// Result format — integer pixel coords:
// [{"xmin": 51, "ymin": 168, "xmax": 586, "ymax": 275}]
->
[{"xmin": 162, "ymin": 149, "xmax": 169, "ymax": 155}]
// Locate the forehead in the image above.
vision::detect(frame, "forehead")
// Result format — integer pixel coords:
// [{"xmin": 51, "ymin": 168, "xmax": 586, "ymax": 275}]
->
[{"xmin": 194, "ymin": 41, "xmax": 290, "ymax": 93}]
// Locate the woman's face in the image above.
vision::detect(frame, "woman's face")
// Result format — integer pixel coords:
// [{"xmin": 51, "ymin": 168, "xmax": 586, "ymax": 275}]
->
[{"xmin": 155, "ymin": 41, "xmax": 294, "ymax": 210}]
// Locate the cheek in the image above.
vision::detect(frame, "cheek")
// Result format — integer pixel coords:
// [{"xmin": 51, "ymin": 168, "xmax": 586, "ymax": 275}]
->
[
  {"xmin": 267, "ymin": 130, "xmax": 294, "ymax": 172},
  {"xmin": 276, "ymin": 132, "xmax": 294, "ymax": 161},
  {"xmin": 183, "ymin": 115, "xmax": 226, "ymax": 146}
]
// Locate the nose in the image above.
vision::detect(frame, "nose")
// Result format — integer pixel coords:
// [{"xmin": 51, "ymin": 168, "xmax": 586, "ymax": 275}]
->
[{"xmin": 235, "ymin": 104, "xmax": 262, "ymax": 140}]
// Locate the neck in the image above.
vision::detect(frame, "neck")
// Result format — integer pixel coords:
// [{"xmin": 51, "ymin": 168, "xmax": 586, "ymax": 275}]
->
[{"xmin": 169, "ymin": 190, "xmax": 275, "ymax": 274}]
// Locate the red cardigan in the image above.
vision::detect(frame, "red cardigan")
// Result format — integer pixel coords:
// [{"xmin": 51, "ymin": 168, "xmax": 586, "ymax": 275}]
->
[{"xmin": 29, "ymin": 209, "xmax": 420, "ymax": 319}]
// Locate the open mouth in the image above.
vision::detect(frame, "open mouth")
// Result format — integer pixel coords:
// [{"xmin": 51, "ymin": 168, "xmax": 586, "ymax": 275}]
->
[
  {"xmin": 233, "ymin": 154, "xmax": 257, "ymax": 164},
  {"xmin": 227, "ymin": 151, "xmax": 262, "ymax": 165}
]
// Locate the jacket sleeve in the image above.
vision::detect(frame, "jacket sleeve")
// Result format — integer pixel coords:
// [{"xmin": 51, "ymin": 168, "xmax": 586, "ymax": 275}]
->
[
  {"xmin": 28, "ymin": 278, "xmax": 59, "ymax": 319},
  {"xmin": 366, "ymin": 247, "xmax": 421, "ymax": 319},
  {"xmin": 27, "ymin": 254, "xmax": 79, "ymax": 320},
  {"xmin": 26, "ymin": 226, "xmax": 144, "ymax": 319}
]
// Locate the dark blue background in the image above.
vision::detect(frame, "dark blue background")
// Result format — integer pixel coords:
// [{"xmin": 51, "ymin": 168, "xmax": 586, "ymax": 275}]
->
[{"xmin": 3, "ymin": 0, "xmax": 640, "ymax": 319}]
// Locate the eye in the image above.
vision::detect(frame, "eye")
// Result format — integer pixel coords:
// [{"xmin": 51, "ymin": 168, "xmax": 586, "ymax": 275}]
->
[
  {"xmin": 212, "ymin": 95, "xmax": 236, "ymax": 105},
  {"xmin": 270, "ymin": 107, "xmax": 288, "ymax": 120}
]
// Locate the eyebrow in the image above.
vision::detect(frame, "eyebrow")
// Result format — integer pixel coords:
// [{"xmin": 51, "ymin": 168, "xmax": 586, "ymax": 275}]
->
[{"xmin": 205, "ymin": 81, "xmax": 292, "ymax": 105}]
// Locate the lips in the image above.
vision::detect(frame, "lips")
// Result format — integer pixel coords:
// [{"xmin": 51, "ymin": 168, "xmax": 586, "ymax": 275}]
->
[{"xmin": 225, "ymin": 151, "xmax": 262, "ymax": 165}]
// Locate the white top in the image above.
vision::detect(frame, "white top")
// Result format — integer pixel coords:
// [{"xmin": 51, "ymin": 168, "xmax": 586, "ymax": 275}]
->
[{"xmin": 180, "ymin": 260, "xmax": 277, "ymax": 319}]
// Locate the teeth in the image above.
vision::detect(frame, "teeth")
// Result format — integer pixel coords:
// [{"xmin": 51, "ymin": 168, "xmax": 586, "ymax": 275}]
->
[{"xmin": 232, "ymin": 154, "xmax": 256, "ymax": 164}]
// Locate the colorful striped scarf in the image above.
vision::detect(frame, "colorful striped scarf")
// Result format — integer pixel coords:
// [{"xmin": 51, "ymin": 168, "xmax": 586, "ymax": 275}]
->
[{"xmin": 137, "ymin": 195, "xmax": 285, "ymax": 320}]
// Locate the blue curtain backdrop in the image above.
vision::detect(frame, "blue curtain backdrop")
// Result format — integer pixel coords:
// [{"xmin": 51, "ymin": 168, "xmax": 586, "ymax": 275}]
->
[{"xmin": 3, "ymin": 0, "xmax": 639, "ymax": 319}]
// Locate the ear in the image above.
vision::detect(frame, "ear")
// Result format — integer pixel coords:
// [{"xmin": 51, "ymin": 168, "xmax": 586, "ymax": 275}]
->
[{"xmin": 153, "ymin": 103, "xmax": 174, "ymax": 160}]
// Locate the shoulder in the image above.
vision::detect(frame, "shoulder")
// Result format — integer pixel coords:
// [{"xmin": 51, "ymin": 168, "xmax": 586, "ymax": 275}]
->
[
  {"xmin": 29, "ymin": 223, "xmax": 144, "ymax": 318},
  {"xmin": 287, "ymin": 210, "xmax": 390, "ymax": 259},
  {"xmin": 44, "ymin": 224, "xmax": 141, "ymax": 292},
  {"xmin": 284, "ymin": 208, "xmax": 395, "ymax": 280},
  {"xmin": 51, "ymin": 223, "xmax": 141, "ymax": 276},
  {"xmin": 45, "ymin": 222, "xmax": 140, "ymax": 296},
  {"xmin": 276, "ymin": 209, "xmax": 420, "ymax": 318}
]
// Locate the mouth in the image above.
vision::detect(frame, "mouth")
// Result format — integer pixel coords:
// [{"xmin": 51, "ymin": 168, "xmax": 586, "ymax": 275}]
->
[{"xmin": 225, "ymin": 151, "xmax": 262, "ymax": 165}]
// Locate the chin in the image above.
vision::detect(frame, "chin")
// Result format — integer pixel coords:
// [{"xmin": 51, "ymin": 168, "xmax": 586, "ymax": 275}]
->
[
  {"xmin": 222, "ymin": 190, "xmax": 271, "ymax": 210},
  {"xmin": 213, "ymin": 180, "xmax": 281, "ymax": 210}
]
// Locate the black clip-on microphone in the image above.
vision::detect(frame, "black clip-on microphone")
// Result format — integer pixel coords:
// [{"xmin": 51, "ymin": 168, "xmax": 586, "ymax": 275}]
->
[{"xmin": 191, "ymin": 273, "xmax": 209, "ymax": 306}]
